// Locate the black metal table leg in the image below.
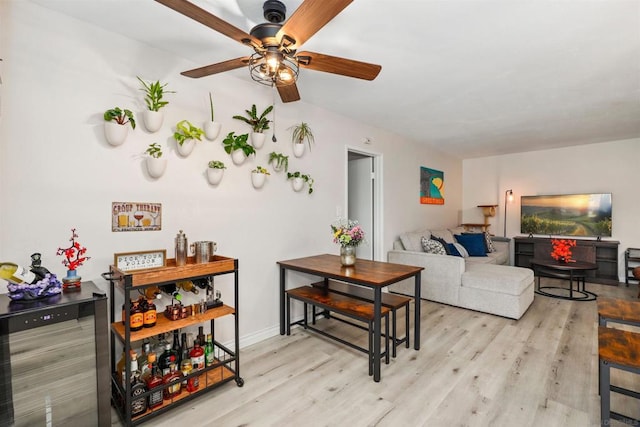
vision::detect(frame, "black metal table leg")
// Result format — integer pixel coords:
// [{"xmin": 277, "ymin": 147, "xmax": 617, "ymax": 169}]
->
[
  {"xmin": 373, "ymin": 287, "xmax": 382, "ymax": 382},
  {"xmin": 414, "ymin": 271, "xmax": 421, "ymax": 350},
  {"xmin": 280, "ymin": 266, "xmax": 286, "ymax": 335}
]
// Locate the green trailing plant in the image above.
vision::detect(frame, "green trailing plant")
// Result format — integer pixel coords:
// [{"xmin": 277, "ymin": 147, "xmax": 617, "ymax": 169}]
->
[
  {"xmin": 104, "ymin": 107, "xmax": 136, "ymax": 129},
  {"xmin": 208, "ymin": 160, "xmax": 226, "ymax": 169},
  {"xmin": 290, "ymin": 122, "xmax": 314, "ymax": 150},
  {"xmin": 268, "ymin": 152, "xmax": 289, "ymax": 172},
  {"xmin": 233, "ymin": 104, "xmax": 273, "ymax": 133},
  {"xmin": 173, "ymin": 120, "xmax": 204, "ymax": 145},
  {"xmin": 287, "ymin": 171, "xmax": 314, "ymax": 194},
  {"xmin": 137, "ymin": 76, "xmax": 174, "ymax": 112},
  {"xmin": 252, "ymin": 166, "xmax": 270, "ymax": 175},
  {"xmin": 145, "ymin": 143, "xmax": 163, "ymax": 158},
  {"xmin": 221, "ymin": 132, "xmax": 256, "ymax": 157},
  {"xmin": 209, "ymin": 92, "xmax": 215, "ymax": 122}
]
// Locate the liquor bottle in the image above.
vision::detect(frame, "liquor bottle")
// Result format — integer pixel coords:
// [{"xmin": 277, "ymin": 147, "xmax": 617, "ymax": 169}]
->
[
  {"xmin": 172, "ymin": 330, "xmax": 182, "ymax": 364},
  {"xmin": 0, "ymin": 262, "xmax": 37, "ymax": 284},
  {"xmin": 178, "ymin": 280, "xmax": 199, "ymax": 295},
  {"xmin": 143, "ymin": 285, "xmax": 162, "ymax": 300},
  {"xmin": 197, "ymin": 326, "xmax": 205, "ymax": 347},
  {"xmin": 180, "ymin": 333, "xmax": 189, "ymax": 364},
  {"xmin": 204, "ymin": 334, "xmax": 214, "ymax": 367},
  {"xmin": 190, "ymin": 340, "xmax": 205, "ymax": 372},
  {"xmin": 122, "ymin": 350, "xmax": 138, "ymax": 386},
  {"xmin": 180, "ymin": 357, "xmax": 192, "ymax": 389},
  {"xmin": 138, "ymin": 340, "xmax": 152, "ymax": 380},
  {"xmin": 145, "ymin": 354, "xmax": 164, "ymax": 409},
  {"xmin": 129, "ymin": 354, "xmax": 148, "ymax": 417},
  {"xmin": 158, "ymin": 343, "xmax": 178, "ymax": 376},
  {"xmin": 130, "ymin": 300, "xmax": 144, "ymax": 332},
  {"xmin": 143, "ymin": 299, "xmax": 157, "ymax": 328},
  {"xmin": 154, "ymin": 333, "xmax": 168, "ymax": 358},
  {"xmin": 162, "ymin": 363, "xmax": 182, "ymax": 400},
  {"xmin": 116, "ymin": 349, "xmax": 126, "ymax": 386}
]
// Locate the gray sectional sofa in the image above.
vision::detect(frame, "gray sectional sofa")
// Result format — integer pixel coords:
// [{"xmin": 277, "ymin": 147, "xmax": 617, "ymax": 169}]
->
[{"xmin": 387, "ymin": 227, "xmax": 535, "ymax": 320}]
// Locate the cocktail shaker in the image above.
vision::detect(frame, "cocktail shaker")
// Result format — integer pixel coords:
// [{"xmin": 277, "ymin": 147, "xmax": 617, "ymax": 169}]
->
[{"xmin": 175, "ymin": 230, "xmax": 188, "ymax": 266}]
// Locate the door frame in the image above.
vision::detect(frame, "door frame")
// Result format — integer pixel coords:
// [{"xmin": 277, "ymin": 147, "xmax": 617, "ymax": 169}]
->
[{"xmin": 345, "ymin": 146, "xmax": 384, "ymax": 261}]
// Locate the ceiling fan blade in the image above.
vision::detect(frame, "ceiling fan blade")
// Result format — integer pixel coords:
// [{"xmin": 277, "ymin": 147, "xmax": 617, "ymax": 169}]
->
[
  {"xmin": 181, "ymin": 57, "xmax": 250, "ymax": 78},
  {"xmin": 277, "ymin": 83, "xmax": 301, "ymax": 103},
  {"xmin": 155, "ymin": 0, "xmax": 260, "ymax": 46},
  {"xmin": 297, "ymin": 51, "xmax": 381, "ymax": 80},
  {"xmin": 277, "ymin": 0, "xmax": 353, "ymax": 49}
]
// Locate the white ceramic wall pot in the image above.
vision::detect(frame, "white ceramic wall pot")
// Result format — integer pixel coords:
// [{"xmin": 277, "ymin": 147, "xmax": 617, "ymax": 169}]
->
[
  {"xmin": 251, "ymin": 132, "xmax": 266, "ymax": 149},
  {"xmin": 207, "ymin": 168, "xmax": 224, "ymax": 185},
  {"xmin": 231, "ymin": 149, "xmax": 246, "ymax": 165},
  {"xmin": 143, "ymin": 110, "xmax": 164, "ymax": 133},
  {"xmin": 104, "ymin": 121, "xmax": 129, "ymax": 146},
  {"xmin": 176, "ymin": 138, "xmax": 195, "ymax": 157},
  {"xmin": 146, "ymin": 157, "xmax": 167, "ymax": 179},
  {"xmin": 293, "ymin": 142, "xmax": 305, "ymax": 158},
  {"xmin": 291, "ymin": 177, "xmax": 304, "ymax": 192},
  {"xmin": 251, "ymin": 172, "xmax": 266, "ymax": 189},
  {"xmin": 204, "ymin": 121, "xmax": 222, "ymax": 141}
]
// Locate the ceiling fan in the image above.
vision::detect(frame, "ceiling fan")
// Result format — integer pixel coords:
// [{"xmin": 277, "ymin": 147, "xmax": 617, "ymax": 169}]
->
[{"xmin": 155, "ymin": 0, "xmax": 382, "ymax": 103}]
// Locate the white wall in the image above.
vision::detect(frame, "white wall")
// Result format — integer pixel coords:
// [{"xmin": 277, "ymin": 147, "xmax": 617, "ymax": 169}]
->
[
  {"xmin": 0, "ymin": 1, "xmax": 461, "ymax": 346},
  {"xmin": 463, "ymin": 138, "xmax": 640, "ymax": 279}
]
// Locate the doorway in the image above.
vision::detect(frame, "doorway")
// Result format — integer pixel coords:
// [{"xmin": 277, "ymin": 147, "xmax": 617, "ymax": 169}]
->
[{"xmin": 347, "ymin": 148, "xmax": 383, "ymax": 261}]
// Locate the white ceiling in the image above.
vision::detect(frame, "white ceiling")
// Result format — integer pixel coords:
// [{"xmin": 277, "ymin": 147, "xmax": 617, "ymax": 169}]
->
[{"xmin": 31, "ymin": 0, "xmax": 640, "ymax": 159}]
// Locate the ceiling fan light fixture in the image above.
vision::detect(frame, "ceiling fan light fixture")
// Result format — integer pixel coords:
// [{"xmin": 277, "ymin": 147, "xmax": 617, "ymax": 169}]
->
[{"xmin": 249, "ymin": 52, "xmax": 299, "ymax": 87}]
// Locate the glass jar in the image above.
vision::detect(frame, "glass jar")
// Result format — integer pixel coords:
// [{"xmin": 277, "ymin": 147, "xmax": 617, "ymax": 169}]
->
[{"xmin": 340, "ymin": 246, "xmax": 356, "ymax": 266}]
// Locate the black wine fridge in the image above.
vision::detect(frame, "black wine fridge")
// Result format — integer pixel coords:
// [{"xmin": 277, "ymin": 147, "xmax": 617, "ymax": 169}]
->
[{"xmin": 0, "ymin": 281, "xmax": 110, "ymax": 426}]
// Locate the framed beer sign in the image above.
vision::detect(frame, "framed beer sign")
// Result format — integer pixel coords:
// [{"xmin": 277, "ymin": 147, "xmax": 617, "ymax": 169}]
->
[{"xmin": 112, "ymin": 202, "xmax": 162, "ymax": 232}]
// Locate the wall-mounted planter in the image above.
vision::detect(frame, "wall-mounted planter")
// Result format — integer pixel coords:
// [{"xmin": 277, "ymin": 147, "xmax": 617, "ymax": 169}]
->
[
  {"xmin": 146, "ymin": 157, "xmax": 167, "ymax": 179},
  {"xmin": 293, "ymin": 142, "xmax": 305, "ymax": 158},
  {"xmin": 104, "ymin": 122, "xmax": 129, "ymax": 146},
  {"xmin": 231, "ymin": 150, "xmax": 247, "ymax": 165},
  {"xmin": 143, "ymin": 110, "xmax": 164, "ymax": 133},
  {"xmin": 291, "ymin": 177, "xmax": 304, "ymax": 192},
  {"xmin": 207, "ymin": 168, "xmax": 224, "ymax": 185},
  {"xmin": 176, "ymin": 139, "xmax": 196, "ymax": 157},
  {"xmin": 251, "ymin": 132, "xmax": 266, "ymax": 149},
  {"xmin": 251, "ymin": 172, "xmax": 267, "ymax": 189},
  {"xmin": 204, "ymin": 121, "xmax": 222, "ymax": 141}
]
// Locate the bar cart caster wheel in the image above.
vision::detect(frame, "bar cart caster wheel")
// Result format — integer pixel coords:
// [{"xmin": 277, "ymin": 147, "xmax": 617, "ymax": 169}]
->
[{"xmin": 236, "ymin": 377, "xmax": 244, "ymax": 387}]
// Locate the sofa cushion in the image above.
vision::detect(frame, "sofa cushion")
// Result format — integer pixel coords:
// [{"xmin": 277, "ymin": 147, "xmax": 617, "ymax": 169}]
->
[
  {"xmin": 447, "ymin": 243, "xmax": 463, "ymax": 257},
  {"xmin": 399, "ymin": 230, "xmax": 430, "ymax": 252},
  {"xmin": 454, "ymin": 234, "xmax": 488, "ymax": 257},
  {"xmin": 431, "ymin": 235, "xmax": 451, "ymax": 254},
  {"xmin": 463, "ymin": 264, "xmax": 534, "ymax": 296},
  {"xmin": 430, "ymin": 229, "xmax": 455, "ymax": 244},
  {"xmin": 484, "ymin": 232, "xmax": 496, "ymax": 253},
  {"xmin": 421, "ymin": 237, "xmax": 446, "ymax": 255}
]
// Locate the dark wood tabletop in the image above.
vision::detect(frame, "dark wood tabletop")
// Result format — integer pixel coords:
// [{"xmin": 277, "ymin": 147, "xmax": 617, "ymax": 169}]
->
[
  {"xmin": 530, "ymin": 258, "xmax": 598, "ymax": 271},
  {"xmin": 277, "ymin": 254, "xmax": 424, "ymax": 287}
]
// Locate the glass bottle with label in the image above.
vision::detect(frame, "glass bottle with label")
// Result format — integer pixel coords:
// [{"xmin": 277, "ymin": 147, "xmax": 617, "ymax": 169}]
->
[
  {"xmin": 143, "ymin": 299, "xmax": 157, "ymax": 328},
  {"xmin": 138, "ymin": 340, "xmax": 152, "ymax": 381},
  {"xmin": 158, "ymin": 343, "xmax": 178, "ymax": 376},
  {"xmin": 180, "ymin": 358, "xmax": 193, "ymax": 390},
  {"xmin": 180, "ymin": 332, "xmax": 189, "ymax": 363},
  {"xmin": 162, "ymin": 363, "xmax": 182, "ymax": 400},
  {"xmin": 129, "ymin": 354, "xmax": 148, "ymax": 417},
  {"xmin": 197, "ymin": 326, "xmax": 205, "ymax": 347},
  {"xmin": 145, "ymin": 353, "xmax": 164, "ymax": 409},
  {"xmin": 130, "ymin": 301, "xmax": 144, "ymax": 332},
  {"xmin": 190, "ymin": 341, "xmax": 205, "ymax": 372},
  {"xmin": 204, "ymin": 333, "xmax": 214, "ymax": 367},
  {"xmin": 172, "ymin": 330, "xmax": 182, "ymax": 364}
]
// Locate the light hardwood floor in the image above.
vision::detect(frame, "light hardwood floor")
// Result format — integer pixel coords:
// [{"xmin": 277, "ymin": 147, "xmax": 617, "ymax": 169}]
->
[{"xmin": 114, "ymin": 279, "xmax": 639, "ymax": 427}]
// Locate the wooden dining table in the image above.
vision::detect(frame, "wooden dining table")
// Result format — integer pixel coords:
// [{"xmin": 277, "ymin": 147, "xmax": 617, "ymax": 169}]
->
[{"xmin": 277, "ymin": 254, "xmax": 423, "ymax": 382}]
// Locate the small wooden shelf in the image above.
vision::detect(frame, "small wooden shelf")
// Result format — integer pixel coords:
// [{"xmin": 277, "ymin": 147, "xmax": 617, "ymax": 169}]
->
[{"xmin": 111, "ymin": 304, "xmax": 235, "ymax": 343}]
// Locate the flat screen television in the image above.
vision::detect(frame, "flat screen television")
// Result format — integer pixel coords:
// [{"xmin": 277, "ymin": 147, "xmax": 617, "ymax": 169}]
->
[{"xmin": 520, "ymin": 193, "xmax": 612, "ymax": 237}]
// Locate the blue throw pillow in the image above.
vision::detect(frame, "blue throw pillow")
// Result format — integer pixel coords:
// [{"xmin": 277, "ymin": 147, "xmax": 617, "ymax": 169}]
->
[
  {"xmin": 447, "ymin": 243, "xmax": 463, "ymax": 257},
  {"xmin": 454, "ymin": 234, "xmax": 488, "ymax": 257}
]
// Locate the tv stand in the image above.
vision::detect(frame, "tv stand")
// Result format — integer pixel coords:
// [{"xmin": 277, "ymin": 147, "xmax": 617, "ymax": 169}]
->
[{"xmin": 514, "ymin": 236, "xmax": 619, "ymax": 285}]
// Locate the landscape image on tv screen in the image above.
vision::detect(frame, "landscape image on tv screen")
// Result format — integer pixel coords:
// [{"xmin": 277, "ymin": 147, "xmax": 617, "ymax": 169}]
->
[{"xmin": 520, "ymin": 193, "xmax": 612, "ymax": 237}]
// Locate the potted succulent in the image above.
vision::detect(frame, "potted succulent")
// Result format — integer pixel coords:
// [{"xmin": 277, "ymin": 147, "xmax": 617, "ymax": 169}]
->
[
  {"xmin": 145, "ymin": 143, "xmax": 166, "ymax": 178},
  {"xmin": 204, "ymin": 92, "xmax": 222, "ymax": 141},
  {"xmin": 232, "ymin": 104, "xmax": 273, "ymax": 149},
  {"xmin": 137, "ymin": 76, "xmax": 174, "ymax": 132},
  {"xmin": 207, "ymin": 160, "xmax": 226, "ymax": 185},
  {"xmin": 173, "ymin": 120, "xmax": 204, "ymax": 157},
  {"xmin": 290, "ymin": 122, "xmax": 314, "ymax": 158},
  {"xmin": 221, "ymin": 132, "xmax": 256, "ymax": 165},
  {"xmin": 251, "ymin": 165, "xmax": 270, "ymax": 189},
  {"xmin": 268, "ymin": 152, "xmax": 289, "ymax": 173},
  {"xmin": 287, "ymin": 171, "xmax": 314, "ymax": 194},
  {"xmin": 103, "ymin": 107, "xmax": 135, "ymax": 146}
]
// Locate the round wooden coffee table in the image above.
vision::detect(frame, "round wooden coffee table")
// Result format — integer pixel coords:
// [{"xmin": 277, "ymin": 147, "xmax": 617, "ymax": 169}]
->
[{"xmin": 530, "ymin": 258, "xmax": 598, "ymax": 301}]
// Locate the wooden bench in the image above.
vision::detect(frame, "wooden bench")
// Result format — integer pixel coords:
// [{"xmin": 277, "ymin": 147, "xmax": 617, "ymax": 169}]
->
[
  {"xmin": 286, "ymin": 285, "xmax": 390, "ymax": 376},
  {"xmin": 311, "ymin": 280, "xmax": 411, "ymax": 357},
  {"xmin": 598, "ymin": 326, "xmax": 640, "ymax": 425}
]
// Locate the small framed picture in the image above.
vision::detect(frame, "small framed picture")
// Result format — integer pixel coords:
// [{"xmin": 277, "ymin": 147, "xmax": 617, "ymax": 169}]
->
[{"xmin": 114, "ymin": 249, "xmax": 166, "ymax": 272}]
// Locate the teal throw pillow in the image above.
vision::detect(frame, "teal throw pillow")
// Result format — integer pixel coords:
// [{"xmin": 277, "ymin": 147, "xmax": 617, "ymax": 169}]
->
[{"xmin": 454, "ymin": 234, "xmax": 488, "ymax": 257}]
